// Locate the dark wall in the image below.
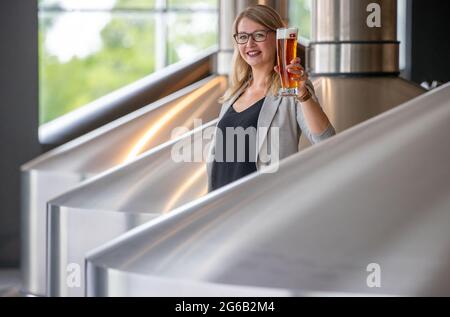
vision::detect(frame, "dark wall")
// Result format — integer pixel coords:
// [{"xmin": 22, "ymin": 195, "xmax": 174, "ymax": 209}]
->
[
  {"xmin": 0, "ymin": 0, "xmax": 41, "ymax": 267},
  {"xmin": 408, "ymin": 0, "xmax": 450, "ymax": 85}
]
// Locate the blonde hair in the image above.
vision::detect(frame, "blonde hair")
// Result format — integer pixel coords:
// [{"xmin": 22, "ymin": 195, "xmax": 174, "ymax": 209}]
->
[{"xmin": 218, "ymin": 5, "xmax": 287, "ymax": 104}]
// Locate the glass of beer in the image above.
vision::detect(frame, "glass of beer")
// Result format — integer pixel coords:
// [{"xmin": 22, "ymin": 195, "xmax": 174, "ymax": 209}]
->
[{"xmin": 276, "ymin": 27, "xmax": 298, "ymax": 96}]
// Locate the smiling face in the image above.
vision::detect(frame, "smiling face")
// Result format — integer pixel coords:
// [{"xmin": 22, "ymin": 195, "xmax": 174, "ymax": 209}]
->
[{"xmin": 236, "ymin": 17, "xmax": 276, "ymax": 70}]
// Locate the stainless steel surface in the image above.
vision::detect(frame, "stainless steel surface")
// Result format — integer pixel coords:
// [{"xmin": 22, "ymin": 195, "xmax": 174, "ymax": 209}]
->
[
  {"xmin": 299, "ymin": 76, "xmax": 424, "ymax": 149},
  {"xmin": 309, "ymin": 0, "xmax": 399, "ymax": 75},
  {"xmin": 308, "ymin": 43, "xmax": 399, "ymax": 75},
  {"xmin": 312, "ymin": 0, "xmax": 397, "ymax": 41},
  {"xmin": 21, "ymin": 75, "xmax": 227, "ymax": 296},
  {"xmin": 39, "ymin": 48, "xmax": 216, "ymax": 145},
  {"xmin": 47, "ymin": 120, "xmax": 217, "ymax": 296},
  {"xmin": 315, "ymin": 76, "xmax": 423, "ymax": 131},
  {"xmin": 87, "ymin": 83, "xmax": 450, "ymax": 297}
]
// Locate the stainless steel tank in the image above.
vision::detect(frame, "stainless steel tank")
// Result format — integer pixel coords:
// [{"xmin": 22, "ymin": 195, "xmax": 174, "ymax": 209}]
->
[
  {"xmin": 300, "ymin": 0, "xmax": 425, "ymax": 149},
  {"xmin": 46, "ymin": 120, "xmax": 217, "ymax": 296},
  {"xmin": 21, "ymin": 72, "xmax": 227, "ymax": 296},
  {"xmin": 86, "ymin": 83, "xmax": 450, "ymax": 296}
]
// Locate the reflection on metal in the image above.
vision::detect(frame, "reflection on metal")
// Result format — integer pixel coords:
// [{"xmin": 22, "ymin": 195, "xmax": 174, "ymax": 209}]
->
[
  {"xmin": 300, "ymin": 76, "xmax": 425, "ymax": 150},
  {"xmin": 21, "ymin": 75, "xmax": 227, "ymax": 297},
  {"xmin": 309, "ymin": 43, "xmax": 399, "ymax": 75},
  {"xmin": 316, "ymin": 76, "xmax": 424, "ymax": 131},
  {"xmin": 163, "ymin": 167, "xmax": 208, "ymax": 214},
  {"xmin": 46, "ymin": 121, "xmax": 216, "ymax": 297},
  {"xmin": 86, "ymin": 83, "xmax": 450, "ymax": 297},
  {"xmin": 125, "ymin": 78, "xmax": 223, "ymax": 162}
]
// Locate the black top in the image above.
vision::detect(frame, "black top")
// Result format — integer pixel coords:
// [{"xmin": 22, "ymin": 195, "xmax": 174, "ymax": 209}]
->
[{"xmin": 211, "ymin": 97, "xmax": 265, "ymax": 191}]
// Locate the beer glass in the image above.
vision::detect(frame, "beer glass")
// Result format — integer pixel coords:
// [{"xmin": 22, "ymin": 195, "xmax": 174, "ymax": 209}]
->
[{"xmin": 276, "ymin": 27, "xmax": 298, "ymax": 96}]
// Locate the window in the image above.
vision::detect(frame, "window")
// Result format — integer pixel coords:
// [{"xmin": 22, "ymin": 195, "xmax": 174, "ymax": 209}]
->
[
  {"xmin": 38, "ymin": 0, "xmax": 218, "ymax": 125},
  {"xmin": 289, "ymin": 0, "xmax": 312, "ymax": 40}
]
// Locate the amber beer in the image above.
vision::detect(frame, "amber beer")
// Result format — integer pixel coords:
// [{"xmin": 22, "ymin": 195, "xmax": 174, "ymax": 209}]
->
[{"xmin": 276, "ymin": 28, "xmax": 298, "ymax": 96}]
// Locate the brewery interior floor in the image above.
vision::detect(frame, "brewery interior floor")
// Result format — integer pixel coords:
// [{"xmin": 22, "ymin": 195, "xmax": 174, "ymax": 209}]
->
[{"xmin": 0, "ymin": 269, "xmax": 21, "ymax": 297}]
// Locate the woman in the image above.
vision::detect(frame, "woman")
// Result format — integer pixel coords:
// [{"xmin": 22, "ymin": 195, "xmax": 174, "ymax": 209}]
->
[{"xmin": 206, "ymin": 5, "xmax": 335, "ymax": 192}]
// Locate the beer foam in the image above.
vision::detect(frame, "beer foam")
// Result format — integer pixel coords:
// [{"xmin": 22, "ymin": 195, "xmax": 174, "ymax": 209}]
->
[{"xmin": 276, "ymin": 28, "xmax": 298, "ymax": 40}]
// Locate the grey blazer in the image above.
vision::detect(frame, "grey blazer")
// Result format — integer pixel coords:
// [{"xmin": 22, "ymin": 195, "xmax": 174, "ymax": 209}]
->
[{"xmin": 206, "ymin": 79, "xmax": 336, "ymax": 192}]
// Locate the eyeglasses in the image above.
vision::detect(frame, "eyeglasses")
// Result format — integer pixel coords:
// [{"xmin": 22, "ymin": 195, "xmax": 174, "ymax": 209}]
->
[{"xmin": 233, "ymin": 30, "xmax": 273, "ymax": 44}]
